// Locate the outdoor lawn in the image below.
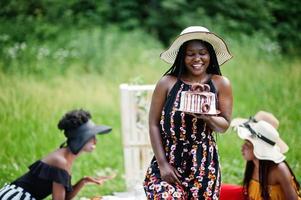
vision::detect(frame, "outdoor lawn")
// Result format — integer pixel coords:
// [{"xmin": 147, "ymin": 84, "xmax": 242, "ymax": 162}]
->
[
  {"xmin": 0, "ymin": 1, "xmax": 300, "ymax": 198},
  {"xmin": 0, "ymin": 27, "xmax": 300, "ymax": 199}
]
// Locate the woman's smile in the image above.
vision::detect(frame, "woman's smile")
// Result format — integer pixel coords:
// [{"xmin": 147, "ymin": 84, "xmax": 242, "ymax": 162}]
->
[
  {"xmin": 184, "ymin": 40, "xmax": 210, "ymax": 77},
  {"xmin": 191, "ymin": 63, "xmax": 205, "ymax": 69}
]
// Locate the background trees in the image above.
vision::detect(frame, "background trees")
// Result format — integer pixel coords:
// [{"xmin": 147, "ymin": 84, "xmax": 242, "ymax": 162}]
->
[{"xmin": 1, "ymin": 0, "xmax": 300, "ymax": 52}]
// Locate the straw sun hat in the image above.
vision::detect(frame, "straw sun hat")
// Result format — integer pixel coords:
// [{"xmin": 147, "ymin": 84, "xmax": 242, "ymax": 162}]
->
[
  {"xmin": 230, "ymin": 110, "xmax": 288, "ymax": 153},
  {"xmin": 160, "ymin": 26, "xmax": 233, "ymax": 65},
  {"xmin": 237, "ymin": 120, "xmax": 288, "ymax": 163},
  {"xmin": 231, "ymin": 110, "xmax": 279, "ymax": 129}
]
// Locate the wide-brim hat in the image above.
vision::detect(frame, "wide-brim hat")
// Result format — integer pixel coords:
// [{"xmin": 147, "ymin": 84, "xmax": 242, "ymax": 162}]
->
[
  {"xmin": 236, "ymin": 120, "xmax": 287, "ymax": 163},
  {"xmin": 160, "ymin": 26, "xmax": 233, "ymax": 66},
  {"xmin": 230, "ymin": 110, "xmax": 288, "ymax": 153},
  {"xmin": 66, "ymin": 120, "xmax": 111, "ymax": 154},
  {"xmin": 230, "ymin": 110, "xmax": 279, "ymax": 129}
]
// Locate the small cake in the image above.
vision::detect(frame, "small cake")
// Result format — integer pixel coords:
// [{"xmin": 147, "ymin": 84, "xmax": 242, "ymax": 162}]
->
[{"xmin": 178, "ymin": 84, "xmax": 218, "ymax": 115}]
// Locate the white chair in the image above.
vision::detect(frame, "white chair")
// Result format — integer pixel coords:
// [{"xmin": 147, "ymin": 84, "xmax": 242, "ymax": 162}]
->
[{"xmin": 120, "ymin": 84, "xmax": 155, "ymax": 191}]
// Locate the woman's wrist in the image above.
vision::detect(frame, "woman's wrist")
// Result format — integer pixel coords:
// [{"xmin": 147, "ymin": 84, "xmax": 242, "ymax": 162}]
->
[
  {"xmin": 81, "ymin": 176, "xmax": 88, "ymax": 185},
  {"xmin": 157, "ymin": 158, "xmax": 168, "ymax": 167}
]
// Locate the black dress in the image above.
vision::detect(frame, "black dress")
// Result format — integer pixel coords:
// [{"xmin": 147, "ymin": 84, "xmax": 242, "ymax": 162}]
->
[
  {"xmin": 0, "ymin": 160, "xmax": 72, "ymax": 200},
  {"xmin": 143, "ymin": 79, "xmax": 221, "ymax": 200}
]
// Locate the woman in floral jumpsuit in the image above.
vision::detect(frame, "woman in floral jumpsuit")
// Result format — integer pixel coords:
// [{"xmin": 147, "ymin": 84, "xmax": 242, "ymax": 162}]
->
[{"xmin": 143, "ymin": 26, "xmax": 233, "ymax": 199}]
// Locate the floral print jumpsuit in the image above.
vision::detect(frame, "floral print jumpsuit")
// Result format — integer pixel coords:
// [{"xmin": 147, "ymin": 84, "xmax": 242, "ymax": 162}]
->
[{"xmin": 144, "ymin": 79, "xmax": 221, "ymax": 200}]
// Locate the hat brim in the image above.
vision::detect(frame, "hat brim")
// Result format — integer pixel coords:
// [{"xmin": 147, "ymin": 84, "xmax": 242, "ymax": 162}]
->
[
  {"xmin": 67, "ymin": 122, "xmax": 112, "ymax": 154},
  {"xmin": 276, "ymin": 137, "xmax": 289, "ymax": 154},
  {"xmin": 237, "ymin": 126, "xmax": 285, "ymax": 163},
  {"xmin": 160, "ymin": 31, "xmax": 232, "ymax": 66},
  {"xmin": 93, "ymin": 125, "xmax": 112, "ymax": 135},
  {"xmin": 230, "ymin": 118, "xmax": 249, "ymax": 128},
  {"xmin": 231, "ymin": 118, "xmax": 289, "ymax": 154}
]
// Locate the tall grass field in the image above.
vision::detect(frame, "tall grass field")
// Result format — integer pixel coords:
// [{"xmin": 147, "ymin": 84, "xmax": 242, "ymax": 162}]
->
[{"xmin": 0, "ymin": 27, "xmax": 300, "ymax": 199}]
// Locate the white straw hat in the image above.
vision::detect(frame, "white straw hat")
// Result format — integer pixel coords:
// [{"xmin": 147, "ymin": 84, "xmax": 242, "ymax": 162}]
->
[
  {"xmin": 160, "ymin": 26, "xmax": 233, "ymax": 65},
  {"xmin": 230, "ymin": 110, "xmax": 288, "ymax": 153},
  {"xmin": 237, "ymin": 120, "xmax": 288, "ymax": 163}
]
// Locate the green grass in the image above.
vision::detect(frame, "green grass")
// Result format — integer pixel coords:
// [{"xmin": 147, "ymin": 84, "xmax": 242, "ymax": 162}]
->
[
  {"xmin": 0, "ymin": 27, "xmax": 300, "ymax": 198},
  {"xmin": 0, "ymin": 27, "xmax": 166, "ymax": 198}
]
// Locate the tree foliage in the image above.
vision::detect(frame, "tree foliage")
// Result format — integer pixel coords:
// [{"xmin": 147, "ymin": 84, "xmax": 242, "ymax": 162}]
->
[{"xmin": 0, "ymin": 0, "xmax": 300, "ymax": 52}]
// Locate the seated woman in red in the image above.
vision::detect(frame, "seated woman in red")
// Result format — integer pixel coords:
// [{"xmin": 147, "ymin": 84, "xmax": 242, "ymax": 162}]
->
[{"xmin": 0, "ymin": 109, "xmax": 112, "ymax": 200}]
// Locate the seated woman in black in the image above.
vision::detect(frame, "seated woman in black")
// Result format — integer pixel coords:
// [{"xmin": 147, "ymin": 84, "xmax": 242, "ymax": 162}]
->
[{"xmin": 0, "ymin": 109, "xmax": 112, "ymax": 200}]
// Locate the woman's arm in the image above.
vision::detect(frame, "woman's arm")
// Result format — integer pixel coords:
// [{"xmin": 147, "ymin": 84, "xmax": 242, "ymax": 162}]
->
[
  {"xmin": 201, "ymin": 75, "xmax": 233, "ymax": 133},
  {"xmin": 148, "ymin": 76, "xmax": 181, "ymax": 184},
  {"xmin": 149, "ymin": 76, "xmax": 169, "ymax": 166},
  {"xmin": 52, "ymin": 177, "xmax": 104, "ymax": 200},
  {"xmin": 67, "ymin": 177, "xmax": 105, "ymax": 200},
  {"xmin": 52, "ymin": 182, "xmax": 66, "ymax": 200}
]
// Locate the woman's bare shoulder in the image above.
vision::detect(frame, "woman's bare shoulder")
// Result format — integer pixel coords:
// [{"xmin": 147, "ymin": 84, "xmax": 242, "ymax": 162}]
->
[
  {"xmin": 211, "ymin": 74, "xmax": 232, "ymax": 92},
  {"xmin": 156, "ymin": 75, "xmax": 178, "ymax": 90},
  {"xmin": 42, "ymin": 150, "xmax": 69, "ymax": 171},
  {"xmin": 270, "ymin": 162, "xmax": 292, "ymax": 183},
  {"xmin": 211, "ymin": 74, "xmax": 231, "ymax": 85},
  {"xmin": 275, "ymin": 162, "xmax": 292, "ymax": 175},
  {"xmin": 158, "ymin": 75, "xmax": 177, "ymax": 84}
]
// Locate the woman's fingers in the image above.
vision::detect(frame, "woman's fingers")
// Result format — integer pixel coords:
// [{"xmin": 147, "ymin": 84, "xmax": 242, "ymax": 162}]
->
[
  {"xmin": 173, "ymin": 174, "xmax": 181, "ymax": 185},
  {"xmin": 90, "ymin": 177, "xmax": 103, "ymax": 184},
  {"xmin": 174, "ymin": 168, "xmax": 182, "ymax": 178},
  {"xmin": 162, "ymin": 170, "xmax": 181, "ymax": 185},
  {"xmin": 83, "ymin": 176, "xmax": 108, "ymax": 185},
  {"xmin": 173, "ymin": 169, "xmax": 182, "ymax": 185}
]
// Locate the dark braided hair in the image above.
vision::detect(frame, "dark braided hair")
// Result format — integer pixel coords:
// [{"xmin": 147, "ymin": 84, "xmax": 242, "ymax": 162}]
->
[
  {"xmin": 164, "ymin": 40, "xmax": 221, "ymax": 78},
  {"xmin": 243, "ymin": 161, "xmax": 254, "ymax": 200},
  {"xmin": 259, "ymin": 160, "xmax": 272, "ymax": 200},
  {"xmin": 57, "ymin": 109, "xmax": 91, "ymax": 137}
]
